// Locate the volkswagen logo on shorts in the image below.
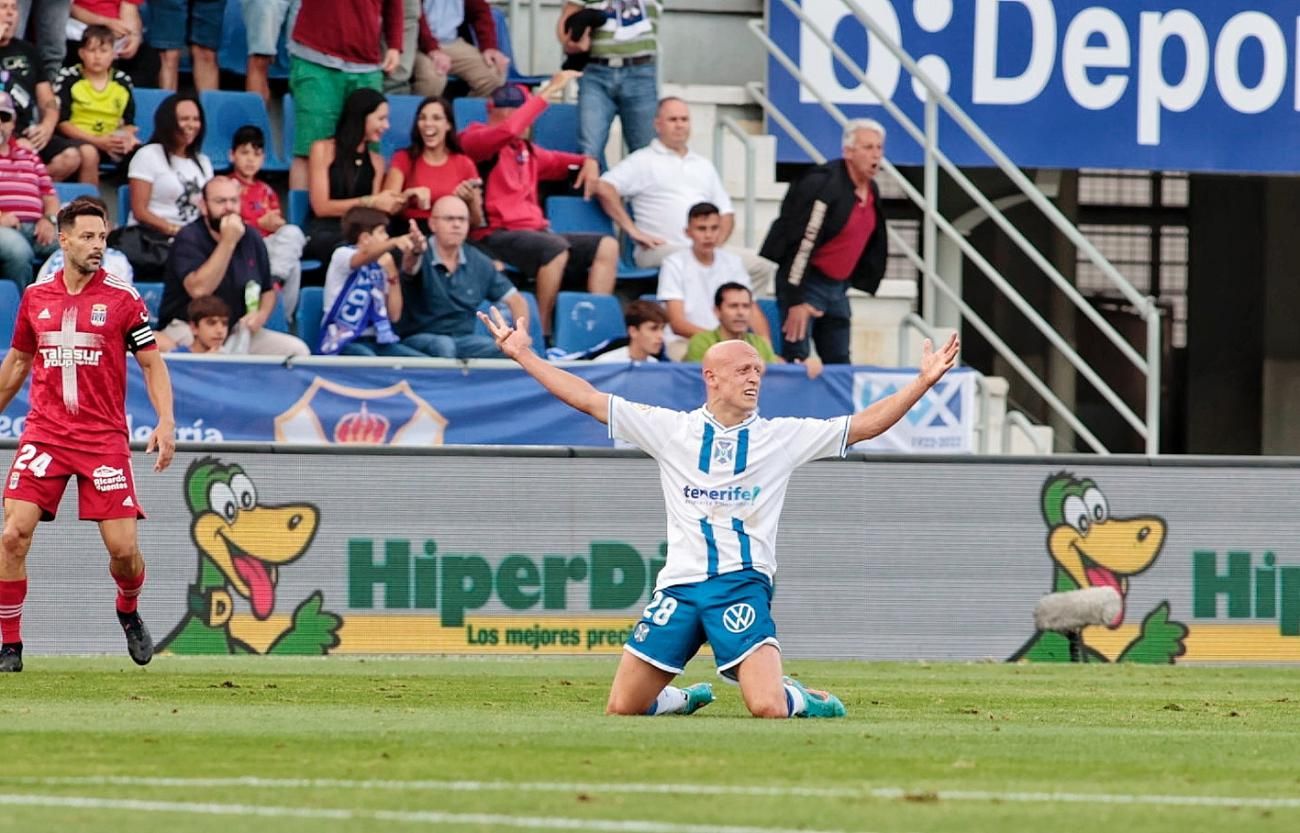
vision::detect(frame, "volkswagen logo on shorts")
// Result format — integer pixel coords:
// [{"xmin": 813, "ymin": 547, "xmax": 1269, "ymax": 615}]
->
[{"xmin": 722, "ymin": 603, "xmax": 756, "ymax": 633}]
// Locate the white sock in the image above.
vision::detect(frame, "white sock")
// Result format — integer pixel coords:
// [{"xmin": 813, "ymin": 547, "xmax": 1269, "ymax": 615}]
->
[
  {"xmin": 783, "ymin": 683, "xmax": 806, "ymax": 717},
  {"xmin": 645, "ymin": 686, "xmax": 689, "ymax": 716}
]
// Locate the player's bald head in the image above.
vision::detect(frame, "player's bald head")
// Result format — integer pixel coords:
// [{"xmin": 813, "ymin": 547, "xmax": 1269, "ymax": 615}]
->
[{"xmin": 702, "ymin": 339, "xmax": 761, "ymax": 373}]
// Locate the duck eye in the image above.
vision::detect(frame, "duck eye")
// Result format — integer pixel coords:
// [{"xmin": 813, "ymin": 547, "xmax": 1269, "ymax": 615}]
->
[
  {"xmin": 1082, "ymin": 487, "xmax": 1108, "ymax": 523},
  {"xmin": 1063, "ymin": 495, "xmax": 1090, "ymax": 534},
  {"xmin": 208, "ymin": 482, "xmax": 237, "ymax": 523},
  {"xmin": 230, "ymin": 473, "xmax": 257, "ymax": 511}
]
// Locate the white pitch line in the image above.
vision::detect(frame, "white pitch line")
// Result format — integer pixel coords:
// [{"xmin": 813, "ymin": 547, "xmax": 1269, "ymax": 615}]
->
[
  {"xmin": 6, "ymin": 775, "xmax": 1300, "ymax": 811},
  {"xmin": 0, "ymin": 793, "xmax": 872, "ymax": 833}
]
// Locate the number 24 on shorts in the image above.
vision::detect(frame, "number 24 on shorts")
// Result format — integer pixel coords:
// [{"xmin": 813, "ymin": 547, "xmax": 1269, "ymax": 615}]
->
[
  {"xmin": 12, "ymin": 444, "xmax": 52, "ymax": 479},
  {"xmin": 642, "ymin": 592, "xmax": 678, "ymax": 625}
]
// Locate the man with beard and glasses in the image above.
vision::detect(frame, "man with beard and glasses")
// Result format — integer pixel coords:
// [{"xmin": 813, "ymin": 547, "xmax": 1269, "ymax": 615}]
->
[
  {"xmin": 156, "ymin": 175, "xmax": 308, "ymax": 355},
  {"xmin": 0, "ymin": 197, "xmax": 176, "ymax": 672}
]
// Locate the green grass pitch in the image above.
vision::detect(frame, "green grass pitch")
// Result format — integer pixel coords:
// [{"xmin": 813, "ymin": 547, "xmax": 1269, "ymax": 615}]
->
[{"xmin": 0, "ymin": 656, "xmax": 1295, "ymax": 832}]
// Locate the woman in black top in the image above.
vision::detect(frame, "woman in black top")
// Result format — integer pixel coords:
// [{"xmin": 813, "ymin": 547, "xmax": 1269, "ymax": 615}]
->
[{"xmin": 304, "ymin": 88, "xmax": 405, "ymax": 262}]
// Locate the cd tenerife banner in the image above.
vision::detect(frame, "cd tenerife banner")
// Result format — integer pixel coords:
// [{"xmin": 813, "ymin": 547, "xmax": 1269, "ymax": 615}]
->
[{"xmin": 770, "ymin": 0, "xmax": 1300, "ymax": 172}]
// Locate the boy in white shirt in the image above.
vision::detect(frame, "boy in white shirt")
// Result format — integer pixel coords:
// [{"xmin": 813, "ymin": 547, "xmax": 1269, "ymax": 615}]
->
[
  {"xmin": 657, "ymin": 202, "xmax": 770, "ymax": 360},
  {"xmin": 591, "ymin": 299, "xmax": 666, "ymax": 363},
  {"xmin": 319, "ymin": 206, "xmax": 427, "ymax": 357}
]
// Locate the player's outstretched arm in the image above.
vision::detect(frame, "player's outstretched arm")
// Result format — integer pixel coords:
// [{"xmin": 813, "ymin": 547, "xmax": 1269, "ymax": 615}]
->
[
  {"xmin": 477, "ymin": 306, "xmax": 611, "ymax": 424},
  {"xmin": 847, "ymin": 334, "xmax": 959, "ymax": 445},
  {"xmin": 135, "ymin": 348, "xmax": 176, "ymax": 472},
  {"xmin": 0, "ymin": 348, "xmax": 33, "ymax": 415}
]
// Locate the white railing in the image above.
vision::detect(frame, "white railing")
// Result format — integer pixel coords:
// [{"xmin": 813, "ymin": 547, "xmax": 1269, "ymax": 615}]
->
[{"xmin": 748, "ymin": 0, "xmax": 1163, "ymax": 455}]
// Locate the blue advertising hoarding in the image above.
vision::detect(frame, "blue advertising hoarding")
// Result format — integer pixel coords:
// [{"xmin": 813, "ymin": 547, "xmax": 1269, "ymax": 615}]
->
[{"xmin": 769, "ymin": 0, "xmax": 1300, "ymax": 172}]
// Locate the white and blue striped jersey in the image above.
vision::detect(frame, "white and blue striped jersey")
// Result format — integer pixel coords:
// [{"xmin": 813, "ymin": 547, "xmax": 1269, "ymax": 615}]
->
[{"xmin": 608, "ymin": 396, "xmax": 851, "ymax": 591}]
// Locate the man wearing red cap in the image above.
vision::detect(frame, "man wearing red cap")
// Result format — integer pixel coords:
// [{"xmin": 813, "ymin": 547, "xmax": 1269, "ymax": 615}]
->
[{"xmin": 459, "ymin": 69, "xmax": 618, "ymax": 343}]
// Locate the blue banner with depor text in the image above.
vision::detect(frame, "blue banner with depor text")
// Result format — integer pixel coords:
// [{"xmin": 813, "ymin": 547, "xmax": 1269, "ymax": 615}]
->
[{"xmin": 770, "ymin": 0, "xmax": 1300, "ymax": 172}]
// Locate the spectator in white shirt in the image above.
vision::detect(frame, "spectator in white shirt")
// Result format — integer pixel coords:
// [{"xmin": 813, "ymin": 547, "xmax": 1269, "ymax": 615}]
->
[
  {"xmin": 656, "ymin": 202, "xmax": 770, "ymax": 360},
  {"xmin": 594, "ymin": 96, "xmax": 774, "ymax": 293}
]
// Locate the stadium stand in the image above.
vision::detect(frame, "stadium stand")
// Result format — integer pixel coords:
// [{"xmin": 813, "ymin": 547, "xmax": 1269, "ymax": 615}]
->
[
  {"xmin": 453, "ymin": 97, "xmax": 489, "ymax": 130},
  {"xmin": 546, "ymin": 196, "xmax": 658, "ymax": 282},
  {"xmin": 200, "ymin": 90, "xmax": 289, "ymax": 171},
  {"xmin": 553, "ymin": 291, "xmax": 624, "ymax": 355},
  {"xmin": 131, "ymin": 87, "xmax": 173, "ymax": 144},
  {"xmin": 756, "ymin": 297, "xmax": 782, "ymax": 355},
  {"xmin": 532, "ymin": 104, "xmax": 581, "ymax": 155},
  {"xmin": 217, "ymin": 0, "xmax": 292, "ymax": 80},
  {"xmin": 0, "ymin": 280, "xmax": 17, "ymax": 347},
  {"xmin": 489, "ymin": 7, "xmax": 548, "ymax": 88},
  {"xmin": 296, "ymin": 286, "xmax": 324, "ymax": 353},
  {"xmin": 54, "ymin": 183, "xmax": 98, "ymax": 204},
  {"xmin": 381, "ymin": 95, "xmax": 425, "ymax": 163}
]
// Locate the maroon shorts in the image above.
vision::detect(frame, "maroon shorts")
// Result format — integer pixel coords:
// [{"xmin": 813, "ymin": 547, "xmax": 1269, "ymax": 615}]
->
[{"xmin": 3, "ymin": 439, "xmax": 146, "ymax": 522}]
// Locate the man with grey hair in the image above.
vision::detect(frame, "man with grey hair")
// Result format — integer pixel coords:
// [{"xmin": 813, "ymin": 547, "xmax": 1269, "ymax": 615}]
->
[{"xmin": 759, "ymin": 118, "xmax": 888, "ymax": 365}]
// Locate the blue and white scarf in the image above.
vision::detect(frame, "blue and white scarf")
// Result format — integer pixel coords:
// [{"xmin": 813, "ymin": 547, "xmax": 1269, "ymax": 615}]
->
[{"xmin": 318, "ymin": 261, "xmax": 399, "ymax": 354}]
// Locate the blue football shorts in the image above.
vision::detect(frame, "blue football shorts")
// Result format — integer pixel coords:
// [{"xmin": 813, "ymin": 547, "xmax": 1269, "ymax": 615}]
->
[{"xmin": 624, "ymin": 569, "xmax": 779, "ymax": 681}]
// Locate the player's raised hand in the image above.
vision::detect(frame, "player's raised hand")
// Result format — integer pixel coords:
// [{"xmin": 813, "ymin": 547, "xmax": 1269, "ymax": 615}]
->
[
  {"xmin": 146, "ymin": 423, "xmax": 176, "ymax": 473},
  {"xmin": 919, "ymin": 333, "xmax": 960, "ymax": 386},
  {"xmin": 477, "ymin": 305, "xmax": 531, "ymax": 360}
]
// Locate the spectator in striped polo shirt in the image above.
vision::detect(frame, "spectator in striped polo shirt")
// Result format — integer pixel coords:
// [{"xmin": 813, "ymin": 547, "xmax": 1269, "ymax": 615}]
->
[{"xmin": 0, "ymin": 90, "xmax": 59, "ymax": 289}]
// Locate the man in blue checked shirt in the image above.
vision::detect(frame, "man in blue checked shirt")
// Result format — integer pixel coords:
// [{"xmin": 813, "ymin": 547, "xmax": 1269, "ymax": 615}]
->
[{"xmin": 480, "ymin": 305, "xmax": 959, "ymax": 718}]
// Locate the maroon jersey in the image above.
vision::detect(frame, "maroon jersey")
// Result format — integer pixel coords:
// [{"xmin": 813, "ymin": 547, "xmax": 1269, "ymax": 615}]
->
[{"xmin": 12, "ymin": 269, "xmax": 156, "ymax": 450}]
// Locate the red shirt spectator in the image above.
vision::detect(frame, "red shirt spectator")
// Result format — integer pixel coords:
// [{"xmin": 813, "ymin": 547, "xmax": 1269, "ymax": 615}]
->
[
  {"xmin": 291, "ymin": 0, "xmax": 403, "ymax": 67},
  {"xmin": 237, "ymin": 178, "xmax": 281, "ymax": 238},
  {"xmin": 459, "ymin": 90, "xmax": 587, "ymax": 239}
]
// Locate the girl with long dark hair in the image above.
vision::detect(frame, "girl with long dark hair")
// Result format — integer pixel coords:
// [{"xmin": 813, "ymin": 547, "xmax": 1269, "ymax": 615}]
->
[{"xmin": 304, "ymin": 88, "xmax": 405, "ymax": 262}]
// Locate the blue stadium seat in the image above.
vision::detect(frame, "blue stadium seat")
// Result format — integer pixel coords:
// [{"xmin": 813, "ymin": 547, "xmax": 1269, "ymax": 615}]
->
[
  {"xmin": 554, "ymin": 291, "xmax": 624, "ymax": 354},
  {"xmin": 134, "ymin": 281, "xmax": 164, "ymax": 327},
  {"xmin": 286, "ymin": 188, "xmax": 309, "ymax": 227},
  {"xmin": 200, "ymin": 90, "xmax": 287, "ymax": 171},
  {"xmin": 296, "ymin": 285, "xmax": 324, "ymax": 353},
  {"xmin": 533, "ymin": 103, "xmax": 580, "ymax": 154},
  {"xmin": 285, "ymin": 190, "xmax": 323, "ymax": 273},
  {"xmin": 116, "ymin": 183, "xmax": 130, "ymax": 225},
  {"xmin": 132, "ymin": 87, "xmax": 172, "ymax": 144},
  {"xmin": 263, "ymin": 296, "xmax": 288, "ymax": 332},
  {"xmin": 453, "ymin": 96, "xmax": 488, "ymax": 130},
  {"xmin": 474, "ymin": 289, "xmax": 544, "ymax": 353},
  {"xmin": 546, "ymin": 195, "xmax": 613, "ymax": 236},
  {"xmin": 54, "ymin": 183, "xmax": 97, "ymax": 205},
  {"xmin": 546, "ymin": 196, "xmax": 657, "ymax": 282},
  {"xmin": 284, "ymin": 93, "xmax": 297, "ymax": 161},
  {"xmin": 490, "ymin": 7, "xmax": 548, "ymax": 87},
  {"xmin": 381, "ymin": 94, "xmax": 424, "ymax": 163},
  {"xmin": 0, "ymin": 280, "xmax": 18, "ymax": 348},
  {"xmin": 217, "ymin": 0, "xmax": 291, "ymax": 79},
  {"xmin": 756, "ymin": 297, "xmax": 782, "ymax": 355}
]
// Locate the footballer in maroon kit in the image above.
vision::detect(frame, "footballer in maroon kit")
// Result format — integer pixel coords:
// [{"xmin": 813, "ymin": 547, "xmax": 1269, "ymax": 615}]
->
[{"xmin": 0, "ymin": 198, "xmax": 176, "ymax": 671}]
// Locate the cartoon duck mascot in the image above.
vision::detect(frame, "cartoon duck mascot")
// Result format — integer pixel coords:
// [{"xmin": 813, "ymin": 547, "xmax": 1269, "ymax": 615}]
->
[
  {"xmin": 159, "ymin": 458, "xmax": 341, "ymax": 654},
  {"xmin": 1009, "ymin": 473, "xmax": 1186, "ymax": 663}
]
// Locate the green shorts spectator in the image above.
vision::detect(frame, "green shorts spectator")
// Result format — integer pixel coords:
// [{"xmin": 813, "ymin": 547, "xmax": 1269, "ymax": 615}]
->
[{"xmin": 289, "ymin": 57, "xmax": 383, "ymax": 157}]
